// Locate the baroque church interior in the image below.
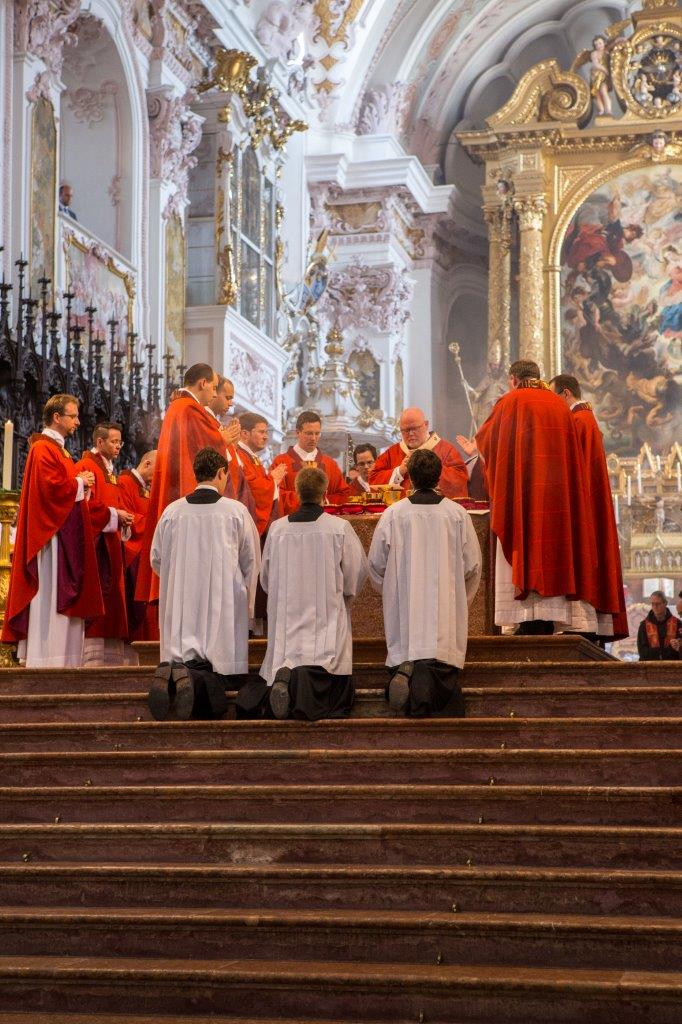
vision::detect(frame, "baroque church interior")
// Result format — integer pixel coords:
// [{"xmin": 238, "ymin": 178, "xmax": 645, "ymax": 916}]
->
[{"xmin": 0, "ymin": 0, "xmax": 680, "ymax": 1020}]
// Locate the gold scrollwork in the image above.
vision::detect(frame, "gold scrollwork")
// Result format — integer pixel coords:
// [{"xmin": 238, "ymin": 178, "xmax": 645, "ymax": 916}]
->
[{"xmin": 487, "ymin": 60, "xmax": 591, "ymax": 129}]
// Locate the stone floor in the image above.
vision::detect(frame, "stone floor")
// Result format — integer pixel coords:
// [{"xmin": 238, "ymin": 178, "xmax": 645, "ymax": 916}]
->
[{"xmin": 0, "ymin": 639, "xmax": 679, "ymax": 1022}]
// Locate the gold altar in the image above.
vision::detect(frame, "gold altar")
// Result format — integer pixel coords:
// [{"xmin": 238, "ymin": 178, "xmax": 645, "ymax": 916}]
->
[{"xmin": 344, "ymin": 511, "xmax": 494, "ymax": 639}]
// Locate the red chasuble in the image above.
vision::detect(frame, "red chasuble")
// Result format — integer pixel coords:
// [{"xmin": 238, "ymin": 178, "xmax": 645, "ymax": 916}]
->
[
  {"xmin": 135, "ymin": 395, "xmax": 228, "ymax": 602},
  {"xmin": 2, "ymin": 435, "xmax": 104, "ymax": 642},
  {"xmin": 369, "ymin": 436, "xmax": 469, "ymax": 499},
  {"xmin": 476, "ymin": 384, "xmax": 598, "ymax": 604},
  {"xmin": 227, "ymin": 444, "xmax": 257, "ymax": 523},
  {"xmin": 75, "ymin": 451, "xmax": 128, "ymax": 640},
  {"xmin": 118, "ymin": 469, "xmax": 159, "ymax": 641},
  {"xmin": 572, "ymin": 403, "xmax": 628, "ymax": 639},
  {"xmin": 270, "ymin": 447, "xmax": 350, "ymax": 514},
  {"xmin": 239, "ymin": 446, "xmax": 278, "ymax": 536}
]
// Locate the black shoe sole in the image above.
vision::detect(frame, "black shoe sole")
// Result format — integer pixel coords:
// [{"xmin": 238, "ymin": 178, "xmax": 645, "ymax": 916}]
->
[
  {"xmin": 269, "ymin": 669, "xmax": 292, "ymax": 720},
  {"xmin": 172, "ymin": 663, "xmax": 195, "ymax": 720},
  {"xmin": 388, "ymin": 661, "xmax": 413, "ymax": 713},
  {"xmin": 148, "ymin": 664, "xmax": 172, "ymax": 721}
]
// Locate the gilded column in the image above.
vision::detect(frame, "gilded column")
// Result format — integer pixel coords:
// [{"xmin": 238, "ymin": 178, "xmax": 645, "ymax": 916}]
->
[
  {"xmin": 484, "ymin": 204, "xmax": 512, "ymax": 368},
  {"xmin": 514, "ymin": 195, "xmax": 547, "ymax": 372}
]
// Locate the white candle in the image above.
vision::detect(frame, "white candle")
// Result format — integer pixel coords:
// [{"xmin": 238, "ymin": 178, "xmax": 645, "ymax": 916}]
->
[
  {"xmin": 2, "ymin": 420, "xmax": 13, "ymax": 490},
  {"xmin": 656, "ymin": 455, "xmax": 662, "ymax": 472},
  {"xmin": 637, "ymin": 463, "xmax": 642, "ymax": 495},
  {"xmin": 677, "ymin": 464, "xmax": 681, "ymax": 493},
  {"xmin": 626, "ymin": 474, "xmax": 632, "ymax": 506},
  {"xmin": 614, "ymin": 493, "xmax": 620, "ymax": 525}
]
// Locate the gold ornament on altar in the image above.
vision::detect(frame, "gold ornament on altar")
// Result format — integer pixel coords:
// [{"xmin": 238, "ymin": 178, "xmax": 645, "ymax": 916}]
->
[
  {"xmin": 198, "ymin": 49, "xmax": 257, "ymax": 98},
  {"xmin": 0, "ymin": 490, "xmax": 20, "ymax": 667}
]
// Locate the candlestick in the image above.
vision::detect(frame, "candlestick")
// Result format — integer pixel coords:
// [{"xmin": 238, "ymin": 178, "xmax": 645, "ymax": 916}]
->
[
  {"xmin": 626, "ymin": 474, "xmax": 632, "ymax": 506},
  {"xmin": 2, "ymin": 420, "xmax": 13, "ymax": 490},
  {"xmin": 636, "ymin": 463, "xmax": 642, "ymax": 495}
]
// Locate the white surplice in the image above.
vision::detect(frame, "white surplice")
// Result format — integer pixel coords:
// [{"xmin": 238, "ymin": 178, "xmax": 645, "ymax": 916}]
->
[
  {"xmin": 259, "ymin": 512, "xmax": 368, "ymax": 684},
  {"xmin": 150, "ymin": 491, "xmax": 260, "ymax": 674},
  {"xmin": 368, "ymin": 496, "xmax": 482, "ymax": 669}
]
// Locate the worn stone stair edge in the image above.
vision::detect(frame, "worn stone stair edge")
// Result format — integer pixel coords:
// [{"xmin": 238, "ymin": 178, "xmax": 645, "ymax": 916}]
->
[
  {"xmin": 2, "ymin": 783, "xmax": 680, "ymax": 799},
  {"xmin": 1, "ymin": 905, "xmax": 680, "ymax": 936},
  {"xmin": 3, "ymin": 862, "xmax": 680, "ymax": 884},
  {"xmin": 0, "ymin": 956, "xmax": 680, "ymax": 994},
  {"xmin": 1, "ymin": 822, "xmax": 679, "ymax": 837}
]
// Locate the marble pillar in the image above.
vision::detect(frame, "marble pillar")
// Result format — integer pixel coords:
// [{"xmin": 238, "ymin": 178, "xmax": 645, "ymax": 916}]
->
[{"xmin": 514, "ymin": 195, "xmax": 547, "ymax": 372}]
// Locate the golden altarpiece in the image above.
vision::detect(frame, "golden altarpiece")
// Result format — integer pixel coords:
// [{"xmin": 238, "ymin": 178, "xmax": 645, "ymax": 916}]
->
[{"xmin": 459, "ymin": 0, "xmax": 682, "ymax": 652}]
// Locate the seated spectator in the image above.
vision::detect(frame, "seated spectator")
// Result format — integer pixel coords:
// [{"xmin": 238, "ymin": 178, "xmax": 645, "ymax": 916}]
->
[
  {"xmin": 59, "ymin": 183, "xmax": 78, "ymax": 221},
  {"xmin": 148, "ymin": 447, "xmax": 260, "ymax": 719},
  {"xmin": 257, "ymin": 466, "xmax": 368, "ymax": 721},
  {"xmin": 347, "ymin": 443, "xmax": 377, "ymax": 496},
  {"xmin": 637, "ymin": 591, "xmax": 681, "ymax": 661},
  {"xmin": 368, "ymin": 449, "xmax": 482, "ymax": 717}
]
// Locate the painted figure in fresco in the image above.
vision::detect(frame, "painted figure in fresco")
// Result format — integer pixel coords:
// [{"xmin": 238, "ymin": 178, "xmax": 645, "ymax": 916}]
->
[{"xmin": 563, "ymin": 195, "xmax": 643, "ymax": 283}]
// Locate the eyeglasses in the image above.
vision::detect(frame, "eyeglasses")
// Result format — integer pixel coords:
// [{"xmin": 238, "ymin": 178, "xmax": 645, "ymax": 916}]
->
[
  {"xmin": 60, "ymin": 413, "xmax": 79, "ymax": 419},
  {"xmin": 401, "ymin": 424, "xmax": 426, "ymax": 433}
]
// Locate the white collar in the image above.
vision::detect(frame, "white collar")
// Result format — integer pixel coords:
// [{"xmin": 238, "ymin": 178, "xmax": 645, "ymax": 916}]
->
[
  {"xmin": 195, "ymin": 484, "xmax": 218, "ymax": 492},
  {"xmin": 239, "ymin": 440, "xmax": 262, "ymax": 458},
  {"xmin": 43, "ymin": 427, "xmax": 65, "ymax": 447},
  {"xmin": 294, "ymin": 443, "xmax": 318, "ymax": 461},
  {"xmin": 90, "ymin": 447, "xmax": 113, "ymax": 474},
  {"xmin": 206, "ymin": 406, "xmax": 220, "ymax": 420},
  {"xmin": 131, "ymin": 467, "xmax": 146, "ymax": 487}
]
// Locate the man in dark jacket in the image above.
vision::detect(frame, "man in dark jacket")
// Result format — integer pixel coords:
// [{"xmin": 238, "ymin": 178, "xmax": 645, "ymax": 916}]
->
[{"xmin": 637, "ymin": 591, "xmax": 681, "ymax": 661}]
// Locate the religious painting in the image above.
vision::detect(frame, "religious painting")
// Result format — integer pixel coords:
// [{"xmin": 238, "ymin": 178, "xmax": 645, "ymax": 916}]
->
[
  {"xmin": 30, "ymin": 98, "xmax": 57, "ymax": 295},
  {"xmin": 560, "ymin": 164, "xmax": 682, "ymax": 457},
  {"xmin": 165, "ymin": 214, "xmax": 186, "ymax": 365},
  {"xmin": 63, "ymin": 225, "xmax": 133, "ymax": 362}
]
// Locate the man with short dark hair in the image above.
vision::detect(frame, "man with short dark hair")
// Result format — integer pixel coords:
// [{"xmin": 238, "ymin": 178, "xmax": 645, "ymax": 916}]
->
[
  {"xmin": 118, "ymin": 450, "xmax": 158, "ymax": 641},
  {"xmin": 369, "ymin": 450, "xmax": 481, "ymax": 716},
  {"xmin": 370, "ymin": 407, "xmax": 468, "ymax": 498},
  {"xmin": 206, "ymin": 375, "xmax": 255, "ymax": 515},
  {"xmin": 637, "ymin": 591, "xmax": 681, "ymax": 661},
  {"xmin": 75, "ymin": 423, "xmax": 136, "ymax": 666},
  {"xmin": 239, "ymin": 412, "xmax": 287, "ymax": 535},
  {"xmin": 58, "ymin": 183, "xmax": 77, "ymax": 220},
  {"xmin": 470, "ymin": 359, "xmax": 599, "ymax": 635},
  {"xmin": 550, "ymin": 373, "xmax": 628, "ymax": 642},
  {"xmin": 149, "ymin": 446, "xmax": 261, "ymax": 719},
  {"xmin": 257, "ymin": 466, "xmax": 367, "ymax": 721},
  {"xmin": 2, "ymin": 395, "xmax": 104, "ymax": 666},
  {"xmin": 270, "ymin": 411, "xmax": 350, "ymax": 512},
  {"xmin": 348, "ymin": 443, "xmax": 377, "ymax": 496},
  {"xmin": 136, "ymin": 362, "xmax": 239, "ymax": 603}
]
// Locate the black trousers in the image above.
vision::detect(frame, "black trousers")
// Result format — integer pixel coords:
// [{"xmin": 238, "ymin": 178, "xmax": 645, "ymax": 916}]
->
[{"xmin": 387, "ymin": 659, "xmax": 465, "ymax": 718}]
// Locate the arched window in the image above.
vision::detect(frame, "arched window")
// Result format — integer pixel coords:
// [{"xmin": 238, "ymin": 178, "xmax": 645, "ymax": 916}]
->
[{"xmin": 237, "ymin": 146, "xmax": 275, "ymax": 337}]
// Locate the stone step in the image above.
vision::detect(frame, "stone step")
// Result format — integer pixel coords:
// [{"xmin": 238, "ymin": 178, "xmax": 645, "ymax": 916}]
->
[
  {"xmin": 1, "ymin": 784, "xmax": 679, "ymax": 827},
  {"xmin": 0, "ymin": 716, "xmax": 681, "ymax": 751},
  {"xmin": 0, "ymin": 956, "xmax": 679, "ymax": 1023},
  {"xmin": 1, "ymin": 823, "xmax": 679, "ymax": 869},
  {"xmin": 2, "ymin": 862, "xmax": 679, "ymax": 918},
  {"xmin": 0, "ymin": 747, "xmax": 679, "ymax": 786},
  {"xmin": 0, "ymin": 906, "xmax": 679, "ymax": 972},
  {"xmin": 3, "ymin": 668, "xmax": 681, "ymax": 718},
  {"xmin": 0, "ymin": 1016, "xmax": 358, "ymax": 1024}
]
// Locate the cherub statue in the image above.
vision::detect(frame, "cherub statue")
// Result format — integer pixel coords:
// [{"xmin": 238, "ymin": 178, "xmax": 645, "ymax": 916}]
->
[
  {"xmin": 286, "ymin": 230, "xmax": 332, "ymax": 317},
  {"xmin": 589, "ymin": 35, "xmax": 616, "ymax": 116},
  {"xmin": 668, "ymin": 70, "xmax": 682, "ymax": 104},
  {"xmin": 633, "ymin": 73, "xmax": 655, "ymax": 106}
]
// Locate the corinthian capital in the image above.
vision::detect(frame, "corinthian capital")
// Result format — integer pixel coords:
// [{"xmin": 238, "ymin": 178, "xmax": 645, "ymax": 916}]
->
[
  {"xmin": 15, "ymin": 0, "xmax": 81, "ymax": 79},
  {"xmin": 513, "ymin": 196, "xmax": 547, "ymax": 232}
]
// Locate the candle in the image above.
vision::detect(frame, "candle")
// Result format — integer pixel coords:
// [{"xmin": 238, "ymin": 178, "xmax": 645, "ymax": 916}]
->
[
  {"xmin": 656, "ymin": 455, "xmax": 662, "ymax": 472},
  {"xmin": 614, "ymin": 493, "xmax": 620, "ymax": 525},
  {"xmin": 626, "ymin": 474, "xmax": 632, "ymax": 506},
  {"xmin": 2, "ymin": 420, "xmax": 13, "ymax": 490},
  {"xmin": 677, "ymin": 464, "xmax": 681, "ymax": 493},
  {"xmin": 637, "ymin": 463, "xmax": 642, "ymax": 495}
]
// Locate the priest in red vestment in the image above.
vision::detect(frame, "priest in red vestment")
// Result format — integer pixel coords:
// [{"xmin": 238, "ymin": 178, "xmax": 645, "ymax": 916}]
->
[
  {"xmin": 474, "ymin": 360, "xmax": 599, "ymax": 635},
  {"xmin": 2, "ymin": 394, "xmax": 104, "ymax": 667},
  {"xmin": 136, "ymin": 362, "xmax": 234, "ymax": 602},
  {"xmin": 75, "ymin": 423, "xmax": 136, "ymax": 666},
  {"xmin": 271, "ymin": 412, "xmax": 350, "ymax": 513},
  {"xmin": 118, "ymin": 450, "xmax": 158, "ymax": 641},
  {"xmin": 347, "ymin": 443, "xmax": 378, "ymax": 497},
  {"xmin": 550, "ymin": 374, "xmax": 628, "ymax": 640},
  {"xmin": 370, "ymin": 409, "xmax": 468, "ymax": 498},
  {"xmin": 238, "ymin": 412, "xmax": 287, "ymax": 536},
  {"xmin": 207, "ymin": 375, "xmax": 256, "ymax": 520}
]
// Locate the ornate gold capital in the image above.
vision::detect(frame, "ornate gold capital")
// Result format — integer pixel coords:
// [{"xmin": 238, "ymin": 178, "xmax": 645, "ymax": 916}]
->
[{"xmin": 514, "ymin": 196, "xmax": 547, "ymax": 231}]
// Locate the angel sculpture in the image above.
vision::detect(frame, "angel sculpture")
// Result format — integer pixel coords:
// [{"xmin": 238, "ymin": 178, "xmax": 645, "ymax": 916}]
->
[
  {"xmin": 285, "ymin": 230, "xmax": 333, "ymax": 317},
  {"xmin": 574, "ymin": 34, "xmax": 620, "ymax": 117}
]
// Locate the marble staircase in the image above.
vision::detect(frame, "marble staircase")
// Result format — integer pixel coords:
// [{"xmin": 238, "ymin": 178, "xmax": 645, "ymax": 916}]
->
[{"xmin": 0, "ymin": 646, "xmax": 679, "ymax": 1023}]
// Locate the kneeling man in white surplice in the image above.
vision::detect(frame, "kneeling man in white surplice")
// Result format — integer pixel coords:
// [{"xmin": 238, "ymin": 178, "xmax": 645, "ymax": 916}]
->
[
  {"xmin": 368, "ymin": 448, "xmax": 482, "ymax": 717},
  {"xmin": 258, "ymin": 466, "xmax": 368, "ymax": 721},
  {"xmin": 149, "ymin": 446, "xmax": 261, "ymax": 720}
]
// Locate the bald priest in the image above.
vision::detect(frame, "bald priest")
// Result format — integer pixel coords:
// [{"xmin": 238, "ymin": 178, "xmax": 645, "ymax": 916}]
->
[{"xmin": 370, "ymin": 407, "xmax": 469, "ymax": 499}]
